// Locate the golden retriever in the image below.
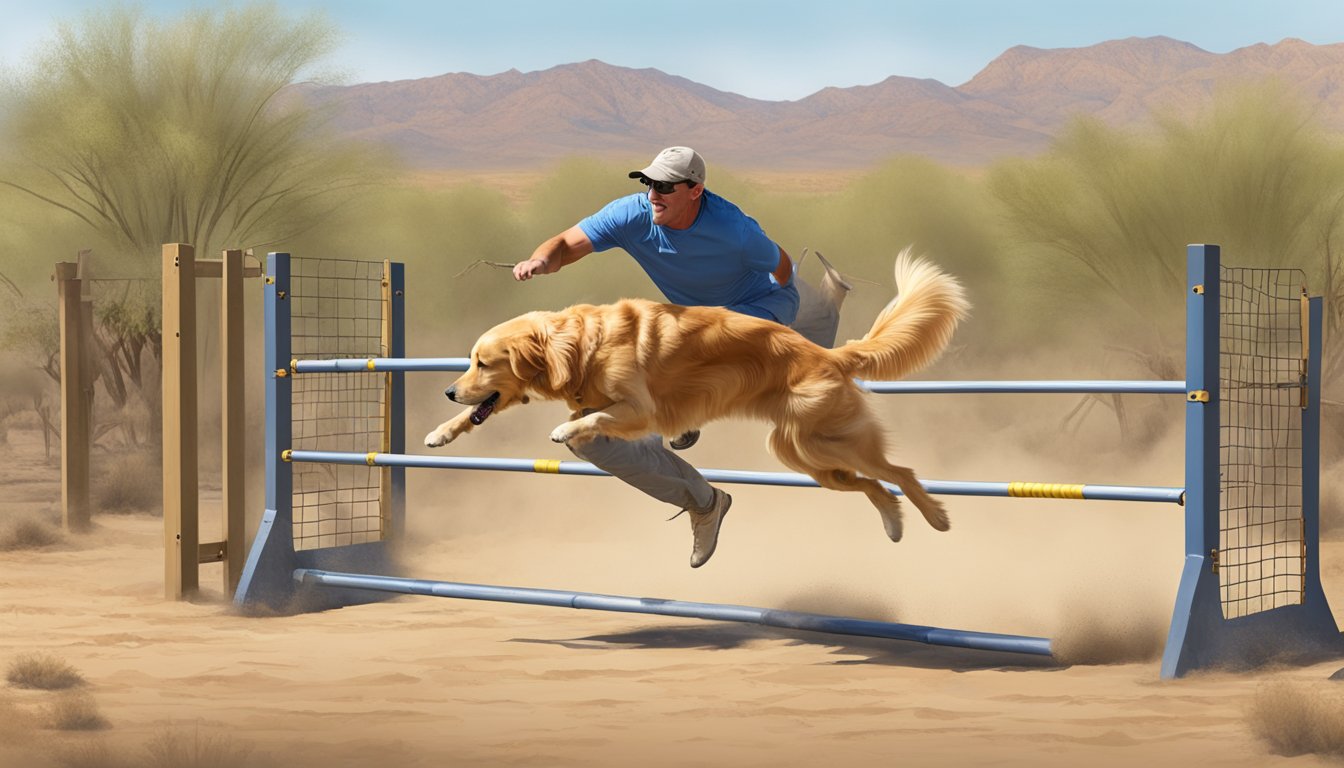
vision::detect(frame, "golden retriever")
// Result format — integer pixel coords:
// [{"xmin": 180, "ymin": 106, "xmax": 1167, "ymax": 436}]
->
[{"xmin": 425, "ymin": 248, "xmax": 970, "ymax": 541}]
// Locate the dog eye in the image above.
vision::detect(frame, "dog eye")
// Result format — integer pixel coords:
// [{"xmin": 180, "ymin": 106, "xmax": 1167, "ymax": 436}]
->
[{"xmin": 476, "ymin": 359, "xmax": 488, "ymax": 369}]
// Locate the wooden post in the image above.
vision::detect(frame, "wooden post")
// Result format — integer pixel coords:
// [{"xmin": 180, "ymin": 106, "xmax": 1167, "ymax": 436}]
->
[
  {"xmin": 221, "ymin": 249, "xmax": 246, "ymax": 593},
  {"xmin": 380, "ymin": 259, "xmax": 392, "ymax": 540},
  {"xmin": 56, "ymin": 262, "xmax": 90, "ymax": 531},
  {"xmin": 163, "ymin": 244, "xmax": 198, "ymax": 599},
  {"xmin": 78, "ymin": 253, "xmax": 95, "ymax": 508}
]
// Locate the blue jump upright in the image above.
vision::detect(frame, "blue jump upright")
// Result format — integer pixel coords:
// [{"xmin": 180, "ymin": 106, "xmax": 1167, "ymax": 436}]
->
[
  {"xmin": 235, "ymin": 246, "xmax": 1342, "ymax": 678},
  {"xmin": 1160, "ymin": 245, "xmax": 1342, "ymax": 676},
  {"xmin": 234, "ymin": 255, "xmax": 409, "ymax": 612}
]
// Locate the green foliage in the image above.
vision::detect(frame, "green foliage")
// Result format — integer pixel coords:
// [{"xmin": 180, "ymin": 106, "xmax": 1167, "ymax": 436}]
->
[
  {"xmin": 987, "ymin": 82, "xmax": 1344, "ymax": 378},
  {"xmin": 282, "ymin": 180, "xmax": 532, "ymax": 353},
  {"xmin": 521, "ymin": 157, "xmax": 637, "ymax": 244},
  {"xmin": 0, "ymin": 298, "xmax": 59, "ymax": 380},
  {"xmin": 712, "ymin": 158, "xmax": 1009, "ymax": 354},
  {"xmin": 0, "ymin": 2, "xmax": 392, "ymax": 269}
]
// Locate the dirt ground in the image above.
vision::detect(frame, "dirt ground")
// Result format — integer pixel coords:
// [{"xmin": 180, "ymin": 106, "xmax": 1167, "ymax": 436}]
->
[{"xmin": 3, "ymin": 415, "xmax": 1344, "ymax": 768}]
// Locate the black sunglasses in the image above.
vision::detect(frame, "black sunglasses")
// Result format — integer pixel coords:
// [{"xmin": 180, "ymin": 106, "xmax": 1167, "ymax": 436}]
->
[{"xmin": 639, "ymin": 177, "xmax": 693, "ymax": 195}]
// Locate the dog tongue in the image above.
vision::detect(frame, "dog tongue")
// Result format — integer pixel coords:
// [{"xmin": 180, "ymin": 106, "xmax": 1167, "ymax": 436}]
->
[{"xmin": 470, "ymin": 393, "xmax": 500, "ymax": 426}]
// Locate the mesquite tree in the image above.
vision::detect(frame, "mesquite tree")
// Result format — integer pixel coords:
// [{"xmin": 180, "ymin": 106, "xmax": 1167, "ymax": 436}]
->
[{"xmin": 0, "ymin": 3, "xmax": 387, "ymax": 266}]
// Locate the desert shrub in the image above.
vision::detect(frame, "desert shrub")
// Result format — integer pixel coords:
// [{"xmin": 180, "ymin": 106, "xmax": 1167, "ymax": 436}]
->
[
  {"xmin": 6, "ymin": 652, "xmax": 85, "ymax": 690},
  {"xmin": 145, "ymin": 727, "xmax": 264, "ymax": 768},
  {"xmin": 0, "ymin": 516, "xmax": 64, "ymax": 551},
  {"xmin": 48, "ymin": 692, "xmax": 107, "ymax": 731},
  {"xmin": 57, "ymin": 740, "xmax": 134, "ymax": 768},
  {"xmin": 95, "ymin": 450, "xmax": 160, "ymax": 513}
]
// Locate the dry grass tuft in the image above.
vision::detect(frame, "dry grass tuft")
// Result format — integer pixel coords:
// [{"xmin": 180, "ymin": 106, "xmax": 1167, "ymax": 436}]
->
[
  {"xmin": 6, "ymin": 652, "xmax": 86, "ymax": 690},
  {"xmin": 48, "ymin": 691, "xmax": 108, "ymax": 731},
  {"xmin": 1247, "ymin": 680, "xmax": 1344, "ymax": 757},
  {"xmin": 0, "ymin": 515, "xmax": 64, "ymax": 551},
  {"xmin": 57, "ymin": 740, "xmax": 134, "ymax": 768},
  {"xmin": 144, "ymin": 727, "xmax": 266, "ymax": 768},
  {"xmin": 96, "ymin": 451, "xmax": 161, "ymax": 513}
]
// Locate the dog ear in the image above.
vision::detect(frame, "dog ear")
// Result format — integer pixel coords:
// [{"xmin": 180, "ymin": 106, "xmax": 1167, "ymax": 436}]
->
[
  {"xmin": 507, "ymin": 334, "xmax": 546, "ymax": 384},
  {"xmin": 542, "ymin": 315, "xmax": 581, "ymax": 393}
]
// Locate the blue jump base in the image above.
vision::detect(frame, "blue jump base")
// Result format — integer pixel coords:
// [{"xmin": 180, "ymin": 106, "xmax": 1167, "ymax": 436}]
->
[{"xmin": 295, "ymin": 569, "xmax": 1053, "ymax": 656}]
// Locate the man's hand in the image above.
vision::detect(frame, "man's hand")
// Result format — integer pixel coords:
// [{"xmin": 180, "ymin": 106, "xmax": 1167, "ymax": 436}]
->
[
  {"xmin": 513, "ymin": 258, "xmax": 547, "ymax": 281},
  {"xmin": 516, "ymin": 227, "xmax": 593, "ymax": 281}
]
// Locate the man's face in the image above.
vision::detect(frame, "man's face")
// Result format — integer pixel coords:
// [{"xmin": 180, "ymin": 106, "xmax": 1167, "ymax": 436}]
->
[{"xmin": 642, "ymin": 177, "xmax": 702, "ymax": 228}]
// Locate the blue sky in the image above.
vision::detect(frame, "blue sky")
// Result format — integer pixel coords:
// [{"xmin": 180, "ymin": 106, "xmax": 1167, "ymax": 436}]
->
[{"xmin": 2, "ymin": 0, "xmax": 1342, "ymax": 100}]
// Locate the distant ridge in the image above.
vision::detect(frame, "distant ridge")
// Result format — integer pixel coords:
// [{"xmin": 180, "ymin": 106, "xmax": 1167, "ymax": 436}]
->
[{"xmin": 303, "ymin": 37, "xmax": 1344, "ymax": 170}]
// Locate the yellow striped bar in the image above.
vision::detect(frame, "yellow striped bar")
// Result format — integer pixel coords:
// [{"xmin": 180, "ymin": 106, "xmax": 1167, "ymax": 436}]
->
[
  {"xmin": 282, "ymin": 451, "xmax": 1185, "ymax": 504},
  {"xmin": 1008, "ymin": 482, "xmax": 1086, "ymax": 499}
]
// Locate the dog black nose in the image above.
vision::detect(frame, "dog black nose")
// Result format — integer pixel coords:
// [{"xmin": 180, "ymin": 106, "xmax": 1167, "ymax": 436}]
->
[{"xmin": 445, "ymin": 385, "xmax": 457, "ymax": 402}]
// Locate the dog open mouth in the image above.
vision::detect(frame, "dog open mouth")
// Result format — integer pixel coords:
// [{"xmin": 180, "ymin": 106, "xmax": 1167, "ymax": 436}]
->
[{"xmin": 469, "ymin": 392, "xmax": 501, "ymax": 425}]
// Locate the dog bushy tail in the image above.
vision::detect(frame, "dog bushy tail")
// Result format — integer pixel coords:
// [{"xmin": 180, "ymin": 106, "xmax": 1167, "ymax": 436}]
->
[{"xmin": 828, "ymin": 248, "xmax": 970, "ymax": 381}]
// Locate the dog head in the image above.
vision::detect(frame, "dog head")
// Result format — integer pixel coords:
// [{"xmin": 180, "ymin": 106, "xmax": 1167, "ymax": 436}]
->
[{"xmin": 445, "ymin": 311, "xmax": 577, "ymax": 425}]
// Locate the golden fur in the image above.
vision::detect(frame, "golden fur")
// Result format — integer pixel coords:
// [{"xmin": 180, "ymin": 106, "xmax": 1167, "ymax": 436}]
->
[{"xmin": 425, "ymin": 248, "xmax": 971, "ymax": 541}]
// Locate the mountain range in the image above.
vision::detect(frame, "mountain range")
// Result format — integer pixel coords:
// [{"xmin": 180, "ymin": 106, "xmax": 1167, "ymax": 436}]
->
[{"xmin": 304, "ymin": 36, "xmax": 1344, "ymax": 171}]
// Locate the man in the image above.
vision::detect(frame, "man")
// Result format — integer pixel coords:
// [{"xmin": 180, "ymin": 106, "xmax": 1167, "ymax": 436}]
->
[{"xmin": 512, "ymin": 146, "xmax": 798, "ymax": 568}]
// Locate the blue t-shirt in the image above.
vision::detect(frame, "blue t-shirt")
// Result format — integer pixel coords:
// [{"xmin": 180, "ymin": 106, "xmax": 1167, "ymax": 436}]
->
[{"xmin": 578, "ymin": 191, "xmax": 799, "ymax": 325}]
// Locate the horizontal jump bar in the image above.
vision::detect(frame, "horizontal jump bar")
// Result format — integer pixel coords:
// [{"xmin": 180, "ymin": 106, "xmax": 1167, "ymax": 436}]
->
[
  {"xmin": 293, "ymin": 357, "xmax": 471, "ymax": 373},
  {"xmin": 289, "ymin": 358, "xmax": 1187, "ymax": 396},
  {"xmin": 284, "ymin": 450, "xmax": 1185, "ymax": 504},
  {"xmin": 859, "ymin": 380, "xmax": 1187, "ymax": 394},
  {"xmin": 293, "ymin": 569, "xmax": 1054, "ymax": 657}
]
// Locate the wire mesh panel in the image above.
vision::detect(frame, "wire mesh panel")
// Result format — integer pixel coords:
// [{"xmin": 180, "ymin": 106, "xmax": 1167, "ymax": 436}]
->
[
  {"xmin": 1219, "ymin": 266, "xmax": 1307, "ymax": 618},
  {"xmin": 290, "ymin": 257, "xmax": 386, "ymax": 551}
]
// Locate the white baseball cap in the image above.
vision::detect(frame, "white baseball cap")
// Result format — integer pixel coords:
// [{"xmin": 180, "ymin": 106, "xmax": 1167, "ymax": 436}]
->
[{"xmin": 628, "ymin": 146, "xmax": 706, "ymax": 185}]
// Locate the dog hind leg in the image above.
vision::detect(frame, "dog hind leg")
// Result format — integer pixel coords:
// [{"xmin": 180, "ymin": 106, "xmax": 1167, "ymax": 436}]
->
[
  {"xmin": 768, "ymin": 429, "xmax": 906, "ymax": 542},
  {"xmin": 807, "ymin": 405, "xmax": 951, "ymax": 534},
  {"xmin": 866, "ymin": 462, "xmax": 949, "ymax": 532}
]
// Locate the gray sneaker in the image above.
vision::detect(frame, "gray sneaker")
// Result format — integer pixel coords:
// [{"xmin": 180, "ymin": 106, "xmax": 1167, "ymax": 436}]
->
[
  {"xmin": 670, "ymin": 429, "xmax": 701, "ymax": 451},
  {"xmin": 688, "ymin": 488, "xmax": 731, "ymax": 568}
]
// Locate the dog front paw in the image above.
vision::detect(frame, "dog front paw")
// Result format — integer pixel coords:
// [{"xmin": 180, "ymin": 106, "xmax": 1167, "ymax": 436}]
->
[
  {"xmin": 548, "ymin": 424, "xmax": 574, "ymax": 444},
  {"xmin": 424, "ymin": 428, "xmax": 455, "ymax": 448}
]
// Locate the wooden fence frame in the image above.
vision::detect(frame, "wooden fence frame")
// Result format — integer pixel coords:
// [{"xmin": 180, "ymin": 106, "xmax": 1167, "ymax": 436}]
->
[
  {"xmin": 161, "ymin": 243, "xmax": 261, "ymax": 599},
  {"xmin": 54, "ymin": 259, "xmax": 91, "ymax": 532}
]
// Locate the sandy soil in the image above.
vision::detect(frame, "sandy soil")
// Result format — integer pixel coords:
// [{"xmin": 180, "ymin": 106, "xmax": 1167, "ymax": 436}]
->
[{"xmin": 3, "ymin": 415, "xmax": 1344, "ymax": 768}]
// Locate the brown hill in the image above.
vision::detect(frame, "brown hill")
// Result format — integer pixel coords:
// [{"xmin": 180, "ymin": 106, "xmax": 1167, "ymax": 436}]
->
[{"xmin": 306, "ymin": 36, "xmax": 1344, "ymax": 171}]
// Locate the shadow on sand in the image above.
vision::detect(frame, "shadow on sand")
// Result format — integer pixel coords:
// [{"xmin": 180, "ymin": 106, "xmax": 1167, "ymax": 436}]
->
[{"xmin": 511, "ymin": 622, "xmax": 1065, "ymax": 673}]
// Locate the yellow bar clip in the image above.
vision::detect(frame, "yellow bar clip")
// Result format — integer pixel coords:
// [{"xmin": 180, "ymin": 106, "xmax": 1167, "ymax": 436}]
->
[
  {"xmin": 1007, "ymin": 482, "xmax": 1086, "ymax": 499},
  {"xmin": 366, "ymin": 452, "xmax": 378, "ymax": 466},
  {"xmin": 281, "ymin": 450, "xmax": 293, "ymax": 462},
  {"xmin": 367, "ymin": 359, "xmax": 378, "ymax": 371},
  {"xmin": 533, "ymin": 459, "xmax": 562, "ymax": 474},
  {"xmin": 1187, "ymin": 390, "xmax": 1210, "ymax": 402}
]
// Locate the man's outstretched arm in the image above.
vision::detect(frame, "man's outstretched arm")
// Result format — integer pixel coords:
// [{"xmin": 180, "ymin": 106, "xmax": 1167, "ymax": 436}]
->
[{"xmin": 514, "ymin": 226, "xmax": 595, "ymax": 280}]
